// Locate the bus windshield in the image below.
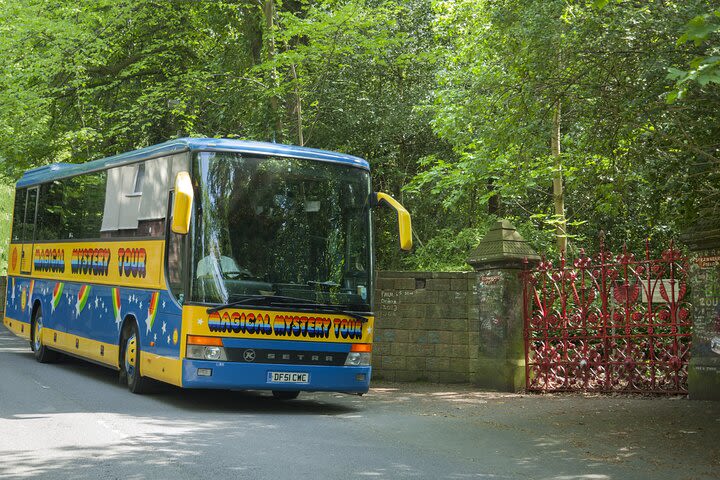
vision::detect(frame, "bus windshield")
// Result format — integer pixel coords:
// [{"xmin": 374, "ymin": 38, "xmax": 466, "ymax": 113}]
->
[{"xmin": 190, "ymin": 151, "xmax": 372, "ymax": 312}]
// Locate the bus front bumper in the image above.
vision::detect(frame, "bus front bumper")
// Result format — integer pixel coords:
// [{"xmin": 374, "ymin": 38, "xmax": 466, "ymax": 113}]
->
[{"xmin": 182, "ymin": 359, "xmax": 372, "ymax": 393}]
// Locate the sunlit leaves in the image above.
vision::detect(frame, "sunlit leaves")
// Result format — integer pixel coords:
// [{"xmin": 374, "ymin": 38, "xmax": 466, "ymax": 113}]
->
[{"xmin": 668, "ymin": 10, "xmax": 720, "ymax": 102}]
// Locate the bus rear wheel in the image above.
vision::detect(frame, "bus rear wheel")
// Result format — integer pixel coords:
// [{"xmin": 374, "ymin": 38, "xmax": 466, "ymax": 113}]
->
[
  {"xmin": 272, "ymin": 390, "xmax": 300, "ymax": 400},
  {"xmin": 120, "ymin": 322, "xmax": 151, "ymax": 394},
  {"xmin": 32, "ymin": 308, "xmax": 59, "ymax": 363}
]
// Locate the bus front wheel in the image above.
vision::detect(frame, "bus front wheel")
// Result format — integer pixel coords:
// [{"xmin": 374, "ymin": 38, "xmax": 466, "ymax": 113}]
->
[
  {"xmin": 31, "ymin": 307, "xmax": 59, "ymax": 363},
  {"xmin": 120, "ymin": 323, "xmax": 151, "ymax": 394}
]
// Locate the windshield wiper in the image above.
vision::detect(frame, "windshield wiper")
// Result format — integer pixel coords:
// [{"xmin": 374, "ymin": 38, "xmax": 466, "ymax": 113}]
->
[
  {"xmin": 307, "ymin": 280, "xmax": 340, "ymax": 288},
  {"xmin": 205, "ymin": 295, "xmax": 276, "ymax": 314},
  {"xmin": 275, "ymin": 301, "xmax": 369, "ymax": 323},
  {"xmin": 206, "ymin": 295, "xmax": 369, "ymax": 323}
]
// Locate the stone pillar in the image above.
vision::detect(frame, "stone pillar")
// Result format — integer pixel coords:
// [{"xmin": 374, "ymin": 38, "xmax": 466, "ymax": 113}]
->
[
  {"xmin": 683, "ymin": 225, "xmax": 720, "ymax": 400},
  {"xmin": 466, "ymin": 220, "xmax": 539, "ymax": 392}
]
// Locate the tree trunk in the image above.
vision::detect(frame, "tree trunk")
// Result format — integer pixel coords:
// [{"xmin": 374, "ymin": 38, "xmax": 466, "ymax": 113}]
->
[
  {"xmin": 488, "ymin": 178, "xmax": 500, "ymax": 215},
  {"xmin": 552, "ymin": 99, "xmax": 566, "ymax": 253},
  {"xmin": 290, "ymin": 63, "xmax": 304, "ymax": 146},
  {"xmin": 263, "ymin": 0, "xmax": 283, "ymax": 141}
]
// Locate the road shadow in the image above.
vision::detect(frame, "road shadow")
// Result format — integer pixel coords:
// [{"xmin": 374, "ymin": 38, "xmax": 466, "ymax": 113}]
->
[
  {"xmin": 150, "ymin": 384, "xmax": 362, "ymax": 415},
  {"xmin": 0, "ymin": 326, "xmax": 360, "ymax": 417}
]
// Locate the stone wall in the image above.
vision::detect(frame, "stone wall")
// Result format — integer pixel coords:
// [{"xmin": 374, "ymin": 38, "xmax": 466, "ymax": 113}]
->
[{"xmin": 372, "ymin": 271, "xmax": 477, "ymax": 383}]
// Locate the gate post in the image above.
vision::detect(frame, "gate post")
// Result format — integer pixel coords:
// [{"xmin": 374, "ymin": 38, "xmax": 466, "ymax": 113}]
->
[
  {"xmin": 466, "ymin": 220, "xmax": 539, "ymax": 392},
  {"xmin": 683, "ymin": 225, "xmax": 720, "ymax": 400}
]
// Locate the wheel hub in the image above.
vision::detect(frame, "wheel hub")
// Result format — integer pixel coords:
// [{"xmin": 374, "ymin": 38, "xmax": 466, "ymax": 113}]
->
[
  {"xmin": 33, "ymin": 317, "xmax": 43, "ymax": 351},
  {"xmin": 125, "ymin": 334, "xmax": 137, "ymax": 379}
]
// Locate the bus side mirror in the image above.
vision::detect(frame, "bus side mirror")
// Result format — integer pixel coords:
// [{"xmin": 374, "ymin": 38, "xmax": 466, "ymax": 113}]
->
[
  {"xmin": 171, "ymin": 171, "xmax": 194, "ymax": 235},
  {"xmin": 374, "ymin": 192, "xmax": 412, "ymax": 251}
]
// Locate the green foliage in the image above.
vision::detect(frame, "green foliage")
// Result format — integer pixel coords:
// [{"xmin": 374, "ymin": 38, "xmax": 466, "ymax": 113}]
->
[
  {"xmin": 0, "ymin": 0, "xmax": 717, "ymax": 273},
  {"xmin": 668, "ymin": 10, "xmax": 720, "ymax": 102},
  {"xmin": 414, "ymin": 0, "xmax": 720, "ymax": 260},
  {"xmin": 0, "ymin": 181, "xmax": 13, "ymax": 274},
  {"xmin": 402, "ymin": 227, "xmax": 487, "ymax": 272}
]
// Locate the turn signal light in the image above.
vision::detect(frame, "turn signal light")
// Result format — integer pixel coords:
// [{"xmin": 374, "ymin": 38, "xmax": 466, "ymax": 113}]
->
[
  {"xmin": 350, "ymin": 343, "xmax": 372, "ymax": 352},
  {"xmin": 187, "ymin": 335, "xmax": 223, "ymax": 346}
]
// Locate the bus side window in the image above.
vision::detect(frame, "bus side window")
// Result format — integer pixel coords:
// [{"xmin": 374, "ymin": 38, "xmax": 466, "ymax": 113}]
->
[
  {"xmin": 12, "ymin": 189, "xmax": 26, "ymax": 242},
  {"xmin": 36, "ymin": 181, "xmax": 67, "ymax": 241},
  {"xmin": 63, "ymin": 171, "xmax": 107, "ymax": 239}
]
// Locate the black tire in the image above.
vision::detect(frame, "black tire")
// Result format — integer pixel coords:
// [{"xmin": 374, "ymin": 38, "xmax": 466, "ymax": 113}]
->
[
  {"xmin": 32, "ymin": 308, "xmax": 59, "ymax": 363},
  {"xmin": 121, "ymin": 322, "xmax": 151, "ymax": 394},
  {"xmin": 272, "ymin": 390, "xmax": 300, "ymax": 400}
]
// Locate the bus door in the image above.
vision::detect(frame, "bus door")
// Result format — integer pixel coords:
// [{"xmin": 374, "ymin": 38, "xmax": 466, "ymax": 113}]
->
[{"xmin": 19, "ymin": 187, "xmax": 39, "ymax": 275}]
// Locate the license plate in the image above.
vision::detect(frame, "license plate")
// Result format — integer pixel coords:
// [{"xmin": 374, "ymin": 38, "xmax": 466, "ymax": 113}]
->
[{"xmin": 267, "ymin": 371, "xmax": 309, "ymax": 384}]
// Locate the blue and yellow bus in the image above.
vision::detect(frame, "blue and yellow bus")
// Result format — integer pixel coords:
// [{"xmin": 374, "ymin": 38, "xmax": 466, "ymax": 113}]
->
[{"xmin": 3, "ymin": 138, "xmax": 411, "ymax": 398}]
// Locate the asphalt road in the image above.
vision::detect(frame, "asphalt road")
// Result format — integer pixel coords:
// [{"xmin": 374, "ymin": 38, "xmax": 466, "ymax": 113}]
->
[{"xmin": 1, "ymin": 326, "xmax": 719, "ymax": 480}]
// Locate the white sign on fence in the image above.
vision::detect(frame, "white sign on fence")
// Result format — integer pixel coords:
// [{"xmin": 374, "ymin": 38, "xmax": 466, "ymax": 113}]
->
[{"xmin": 639, "ymin": 279, "xmax": 681, "ymax": 304}]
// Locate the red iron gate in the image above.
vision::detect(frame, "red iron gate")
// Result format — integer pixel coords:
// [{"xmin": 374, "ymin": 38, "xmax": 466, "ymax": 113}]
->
[{"xmin": 523, "ymin": 243, "xmax": 692, "ymax": 393}]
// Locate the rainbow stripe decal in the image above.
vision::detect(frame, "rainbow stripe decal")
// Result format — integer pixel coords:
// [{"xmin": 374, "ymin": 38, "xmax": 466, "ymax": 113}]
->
[
  {"xmin": 76, "ymin": 285, "xmax": 91, "ymax": 316},
  {"xmin": 112, "ymin": 288, "xmax": 122, "ymax": 327},
  {"xmin": 21, "ymin": 286, "xmax": 27, "ymax": 312},
  {"xmin": 145, "ymin": 291, "xmax": 159, "ymax": 334},
  {"xmin": 52, "ymin": 282, "xmax": 64, "ymax": 313}
]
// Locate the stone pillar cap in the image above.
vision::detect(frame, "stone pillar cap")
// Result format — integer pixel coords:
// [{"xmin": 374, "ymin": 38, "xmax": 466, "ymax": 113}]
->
[{"xmin": 467, "ymin": 219, "xmax": 540, "ymax": 267}]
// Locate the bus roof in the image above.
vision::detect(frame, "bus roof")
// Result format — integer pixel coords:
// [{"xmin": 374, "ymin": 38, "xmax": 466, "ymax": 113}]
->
[{"xmin": 16, "ymin": 138, "xmax": 370, "ymax": 188}]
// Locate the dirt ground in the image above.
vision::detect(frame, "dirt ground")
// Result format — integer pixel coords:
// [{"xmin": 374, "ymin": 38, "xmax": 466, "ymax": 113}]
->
[{"xmin": 333, "ymin": 381, "xmax": 720, "ymax": 479}]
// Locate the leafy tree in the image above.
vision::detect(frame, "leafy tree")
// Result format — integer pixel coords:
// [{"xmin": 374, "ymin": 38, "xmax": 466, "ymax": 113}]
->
[
  {"xmin": 0, "ymin": 0, "xmax": 443, "ymax": 269},
  {"xmin": 409, "ymin": 0, "xmax": 720, "ymax": 265},
  {"xmin": 668, "ymin": 9, "xmax": 720, "ymax": 102}
]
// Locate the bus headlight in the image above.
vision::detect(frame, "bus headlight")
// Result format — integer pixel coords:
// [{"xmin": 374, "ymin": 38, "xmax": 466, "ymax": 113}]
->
[
  {"xmin": 186, "ymin": 335, "xmax": 227, "ymax": 361},
  {"xmin": 187, "ymin": 345, "xmax": 228, "ymax": 361},
  {"xmin": 204, "ymin": 346, "xmax": 226, "ymax": 361},
  {"xmin": 344, "ymin": 352, "xmax": 371, "ymax": 366}
]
